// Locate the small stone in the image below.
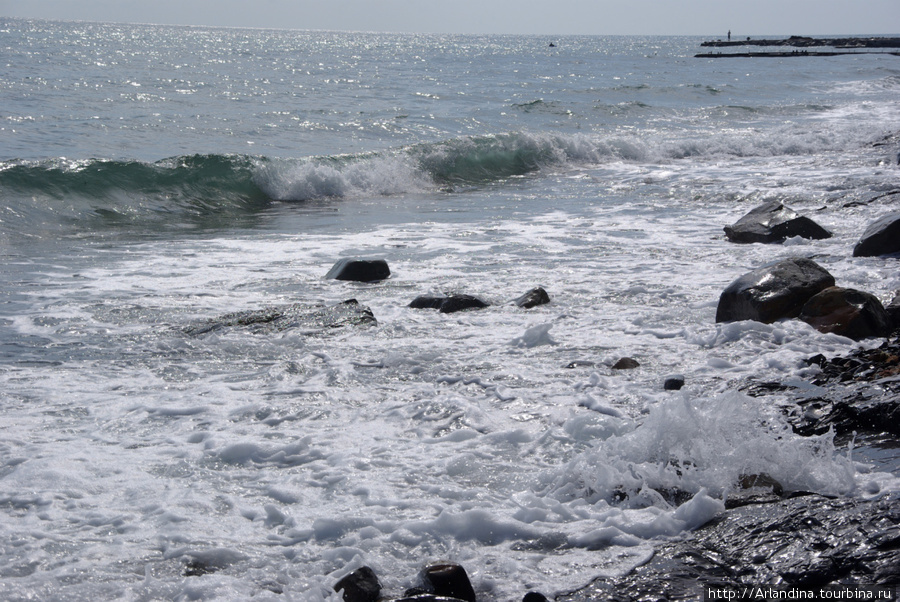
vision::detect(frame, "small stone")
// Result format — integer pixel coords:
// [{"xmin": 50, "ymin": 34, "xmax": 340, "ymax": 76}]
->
[
  {"xmin": 514, "ymin": 287, "xmax": 551, "ymax": 309},
  {"xmin": 664, "ymin": 375, "xmax": 685, "ymax": 390}
]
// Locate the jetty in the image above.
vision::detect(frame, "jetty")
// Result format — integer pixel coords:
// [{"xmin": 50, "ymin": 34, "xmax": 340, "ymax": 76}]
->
[{"xmin": 696, "ymin": 35, "xmax": 900, "ymax": 58}]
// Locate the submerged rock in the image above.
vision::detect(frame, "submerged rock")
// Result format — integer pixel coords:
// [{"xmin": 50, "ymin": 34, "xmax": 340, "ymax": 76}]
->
[
  {"xmin": 715, "ymin": 257, "xmax": 835, "ymax": 324},
  {"xmin": 724, "ymin": 201, "xmax": 832, "ymax": 244},
  {"xmin": 798, "ymin": 286, "xmax": 892, "ymax": 340},
  {"xmin": 852, "ymin": 212, "xmax": 900, "ymax": 257},
  {"xmin": 611, "ymin": 357, "xmax": 640, "ymax": 370},
  {"xmin": 409, "ymin": 294, "xmax": 490, "ymax": 314},
  {"xmin": 326, "ymin": 258, "xmax": 391, "ymax": 282},
  {"xmin": 185, "ymin": 299, "xmax": 376, "ymax": 335},
  {"xmin": 514, "ymin": 287, "xmax": 551, "ymax": 309},
  {"xmin": 664, "ymin": 375, "xmax": 685, "ymax": 390}
]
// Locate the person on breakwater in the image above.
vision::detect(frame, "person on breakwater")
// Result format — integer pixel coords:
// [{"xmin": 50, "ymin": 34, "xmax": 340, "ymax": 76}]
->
[{"xmin": 728, "ymin": 30, "xmax": 731, "ymax": 41}]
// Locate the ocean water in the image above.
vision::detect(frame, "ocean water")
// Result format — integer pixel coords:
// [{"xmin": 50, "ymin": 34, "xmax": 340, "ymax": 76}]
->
[{"xmin": 1, "ymin": 18, "xmax": 900, "ymax": 601}]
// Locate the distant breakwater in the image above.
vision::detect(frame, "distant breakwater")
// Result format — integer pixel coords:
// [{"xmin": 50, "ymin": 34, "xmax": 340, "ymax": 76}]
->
[{"xmin": 701, "ymin": 35, "xmax": 900, "ymax": 48}]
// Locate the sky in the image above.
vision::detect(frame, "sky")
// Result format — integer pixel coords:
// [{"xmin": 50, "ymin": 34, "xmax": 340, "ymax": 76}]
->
[{"xmin": 1, "ymin": 0, "xmax": 899, "ymax": 36}]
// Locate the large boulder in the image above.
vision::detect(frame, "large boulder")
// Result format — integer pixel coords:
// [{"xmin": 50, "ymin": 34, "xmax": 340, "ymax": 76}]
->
[
  {"xmin": 715, "ymin": 257, "xmax": 835, "ymax": 324},
  {"xmin": 853, "ymin": 212, "xmax": 900, "ymax": 257},
  {"xmin": 326, "ymin": 258, "xmax": 391, "ymax": 282},
  {"xmin": 798, "ymin": 286, "xmax": 892, "ymax": 340},
  {"xmin": 724, "ymin": 201, "xmax": 832, "ymax": 244}
]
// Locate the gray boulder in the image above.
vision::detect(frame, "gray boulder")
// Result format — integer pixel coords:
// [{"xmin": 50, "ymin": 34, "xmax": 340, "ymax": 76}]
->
[
  {"xmin": 724, "ymin": 201, "xmax": 832, "ymax": 244},
  {"xmin": 852, "ymin": 212, "xmax": 900, "ymax": 257},
  {"xmin": 799, "ymin": 286, "xmax": 892, "ymax": 340},
  {"xmin": 715, "ymin": 257, "xmax": 835, "ymax": 324},
  {"xmin": 326, "ymin": 258, "xmax": 391, "ymax": 282}
]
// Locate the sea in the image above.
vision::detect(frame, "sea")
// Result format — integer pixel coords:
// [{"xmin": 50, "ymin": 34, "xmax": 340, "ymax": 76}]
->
[{"xmin": 1, "ymin": 18, "xmax": 900, "ymax": 601}]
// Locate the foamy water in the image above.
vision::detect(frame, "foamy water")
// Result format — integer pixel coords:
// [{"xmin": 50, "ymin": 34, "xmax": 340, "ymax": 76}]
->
[{"xmin": 1, "ymin": 19, "xmax": 900, "ymax": 601}]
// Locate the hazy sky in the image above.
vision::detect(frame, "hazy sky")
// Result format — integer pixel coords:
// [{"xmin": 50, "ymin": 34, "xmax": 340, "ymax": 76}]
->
[{"xmin": 1, "ymin": 0, "xmax": 899, "ymax": 36}]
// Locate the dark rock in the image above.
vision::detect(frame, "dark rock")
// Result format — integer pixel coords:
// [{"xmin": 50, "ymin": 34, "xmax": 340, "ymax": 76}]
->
[
  {"xmin": 852, "ymin": 212, "xmax": 900, "ymax": 257},
  {"xmin": 611, "ymin": 357, "xmax": 640, "ymax": 370},
  {"xmin": 664, "ymin": 375, "xmax": 685, "ymax": 390},
  {"xmin": 185, "ymin": 299, "xmax": 376, "ymax": 335},
  {"xmin": 724, "ymin": 201, "xmax": 832, "ymax": 244},
  {"xmin": 523, "ymin": 593, "xmax": 549, "ymax": 602},
  {"xmin": 798, "ymin": 286, "xmax": 892, "ymax": 340},
  {"xmin": 409, "ymin": 294, "xmax": 490, "ymax": 314},
  {"xmin": 887, "ymin": 290, "xmax": 900, "ymax": 331},
  {"xmin": 334, "ymin": 566, "xmax": 381, "ymax": 602},
  {"xmin": 558, "ymin": 495, "xmax": 900, "ymax": 601},
  {"xmin": 326, "ymin": 258, "xmax": 391, "ymax": 282},
  {"xmin": 715, "ymin": 257, "xmax": 835, "ymax": 324},
  {"xmin": 420, "ymin": 563, "xmax": 477, "ymax": 602},
  {"xmin": 514, "ymin": 287, "xmax": 551, "ymax": 309}
]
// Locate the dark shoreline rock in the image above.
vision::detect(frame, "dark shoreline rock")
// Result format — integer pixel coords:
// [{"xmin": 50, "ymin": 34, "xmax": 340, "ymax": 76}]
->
[
  {"xmin": 409, "ymin": 294, "xmax": 490, "ymax": 314},
  {"xmin": 326, "ymin": 258, "xmax": 391, "ymax": 282},
  {"xmin": 853, "ymin": 212, "xmax": 900, "ymax": 257},
  {"xmin": 724, "ymin": 201, "xmax": 832, "ymax": 244},
  {"xmin": 558, "ymin": 494, "xmax": 900, "ymax": 601}
]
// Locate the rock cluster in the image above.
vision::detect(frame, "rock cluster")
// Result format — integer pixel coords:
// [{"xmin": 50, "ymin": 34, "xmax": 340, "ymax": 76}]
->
[
  {"xmin": 333, "ymin": 562, "xmax": 547, "ymax": 602},
  {"xmin": 716, "ymin": 257, "xmax": 895, "ymax": 340}
]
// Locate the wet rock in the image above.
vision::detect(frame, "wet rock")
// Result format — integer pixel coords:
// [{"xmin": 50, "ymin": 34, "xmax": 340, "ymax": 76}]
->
[
  {"xmin": 514, "ymin": 287, "xmax": 551, "ymax": 309},
  {"xmin": 664, "ymin": 375, "xmax": 685, "ymax": 390},
  {"xmin": 612, "ymin": 357, "xmax": 640, "ymax": 370},
  {"xmin": 715, "ymin": 257, "xmax": 835, "ymax": 324},
  {"xmin": 326, "ymin": 258, "xmax": 391, "ymax": 282},
  {"xmin": 185, "ymin": 299, "xmax": 376, "ymax": 335},
  {"xmin": 798, "ymin": 286, "xmax": 892, "ymax": 340},
  {"xmin": 420, "ymin": 563, "xmax": 477, "ymax": 602},
  {"xmin": 724, "ymin": 201, "xmax": 832, "ymax": 244},
  {"xmin": 852, "ymin": 212, "xmax": 900, "ymax": 257},
  {"xmin": 792, "ymin": 340, "xmax": 900, "ymax": 440},
  {"xmin": 334, "ymin": 566, "xmax": 381, "ymax": 602},
  {"xmin": 409, "ymin": 294, "xmax": 490, "ymax": 314},
  {"xmin": 558, "ymin": 494, "xmax": 900, "ymax": 601},
  {"xmin": 887, "ymin": 291, "xmax": 900, "ymax": 331}
]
